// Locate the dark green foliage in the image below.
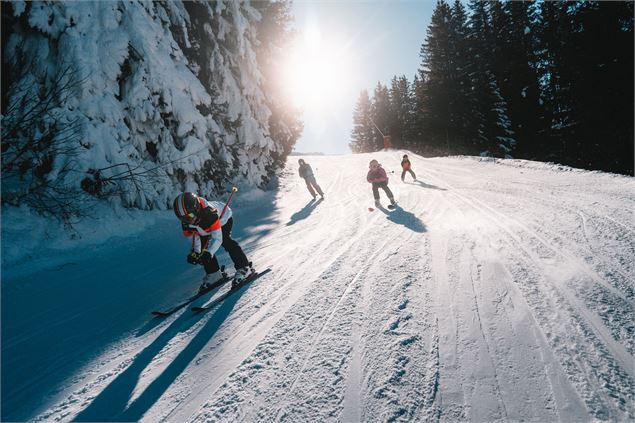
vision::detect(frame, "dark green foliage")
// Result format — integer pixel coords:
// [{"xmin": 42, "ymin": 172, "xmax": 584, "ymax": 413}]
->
[
  {"xmin": 389, "ymin": 75, "xmax": 417, "ymax": 149},
  {"xmin": 371, "ymin": 82, "xmax": 392, "ymax": 149},
  {"xmin": 350, "ymin": 90, "xmax": 375, "ymax": 153},
  {"xmin": 354, "ymin": 0, "xmax": 633, "ymax": 175}
]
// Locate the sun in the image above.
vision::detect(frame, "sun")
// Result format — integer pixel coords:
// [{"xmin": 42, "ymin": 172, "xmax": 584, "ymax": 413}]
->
[{"xmin": 283, "ymin": 24, "xmax": 351, "ymax": 112}]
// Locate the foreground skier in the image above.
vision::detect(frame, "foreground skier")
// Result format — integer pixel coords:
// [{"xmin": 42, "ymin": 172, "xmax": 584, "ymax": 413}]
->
[
  {"xmin": 173, "ymin": 192, "xmax": 251, "ymax": 291},
  {"xmin": 367, "ymin": 159, "xmax": 396, "ymax": 208}
]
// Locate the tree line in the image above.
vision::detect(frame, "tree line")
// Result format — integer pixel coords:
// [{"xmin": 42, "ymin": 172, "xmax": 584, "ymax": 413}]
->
[{"xmin": 350, "ymin": 0, "xmax": 634, "ymax": 176}]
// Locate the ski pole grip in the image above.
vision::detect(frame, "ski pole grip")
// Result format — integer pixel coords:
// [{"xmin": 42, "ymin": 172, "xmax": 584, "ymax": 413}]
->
[{"xmin": 219, "ymin": 186, "xmax": 238, "ymax": 218}]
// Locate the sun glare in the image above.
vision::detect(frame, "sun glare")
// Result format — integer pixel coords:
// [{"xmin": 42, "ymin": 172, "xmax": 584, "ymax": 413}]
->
[{"xmin": 283, "ymin": 24, "xmax": 351, "ymax": 112}]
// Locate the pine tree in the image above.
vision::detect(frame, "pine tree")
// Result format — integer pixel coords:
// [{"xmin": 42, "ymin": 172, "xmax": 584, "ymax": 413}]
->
[
  {"xmin": 411, "ymin": 74, "xmax": 426, "ymax": 152},
  {"xmin": 535, "ymin": 1, "xmax": 573, "ymax": 162},
  {"xmin": 574, "ymin": 1, "xmax": 634, "ymax": 175},
  {"xmin": 489, "ymin": 1, "xmax": 543, "ymax": 159},
  {"xmin": 350, "ymin": 90, "xmax": 375, "ymax": 153},
  {"xmin": 389, "ymin": 75, "xmax": 413, "ymax": 149},
  {"xmin": 254, "ymin": 2, "xmax": 303, "ymax": 152},
  {"xmin": 418, "ymin": 0, "xmax": 454, "ymax": 155},
  {"xmin": 371, "ymin": 82, "xmax": 392, "ymax": 150},
  {"xmin": 548, "ymin": 1, "xmax": 634, "ymax": 174},
  {"xmin": 253, "ymin": 1, "xmax": 304, "ymax": 175},
  {"xmin": 448, "ymin": 0, "xmax": 471, "ymax": 153},
  {"xmin": 465, "ymin": 0, "xmax": 516, "ymax": 157}
]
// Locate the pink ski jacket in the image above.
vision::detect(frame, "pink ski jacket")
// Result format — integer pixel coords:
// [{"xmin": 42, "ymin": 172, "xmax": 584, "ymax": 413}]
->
[{"xmin": 367, "ymin": 166, "xmax": 389, "ymax": 183}]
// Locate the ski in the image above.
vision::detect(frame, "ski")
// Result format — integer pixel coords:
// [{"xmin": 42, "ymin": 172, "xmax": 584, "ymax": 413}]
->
[
  {"xmin": 191, "ymin": 268, "xmax": 271, "ymax": 313},
  {"xmin": 368, "ymin": 204, "xmax": 396, "ymax": 212},
  {"xmin": 151, "ymin": 274, "xmax": 229, "ymax": 317}
]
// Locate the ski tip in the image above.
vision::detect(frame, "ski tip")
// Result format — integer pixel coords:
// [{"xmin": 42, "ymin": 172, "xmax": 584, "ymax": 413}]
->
[
  {"xmin": 151, "ymin": 311, "xmax": 168, "ymax": 317},
  {"xmin": 191, "ymin": 307, "xmax": 205, "ymax": 313}
]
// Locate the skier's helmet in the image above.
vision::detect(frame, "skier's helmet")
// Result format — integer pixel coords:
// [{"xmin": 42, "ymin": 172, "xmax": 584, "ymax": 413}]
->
[
  {"xmin": 369, "ymin": 159, "xmax": 379, "ymax": 168},
  {"xmin": 173, "ymin": 192, "xmax": 201, "ymax": 223},
  {"xmin": 298, "ymin": 158, "xmax": 305, "ymax": 165}
]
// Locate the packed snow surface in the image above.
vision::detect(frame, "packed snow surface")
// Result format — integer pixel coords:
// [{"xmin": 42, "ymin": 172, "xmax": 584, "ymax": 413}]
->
[{"xmin": 2, "ymin": 151, "xmax": 634, "ymax": 422}]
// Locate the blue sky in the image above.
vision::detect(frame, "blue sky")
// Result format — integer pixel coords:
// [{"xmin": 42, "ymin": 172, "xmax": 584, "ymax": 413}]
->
[{"xmin": 290, "ymin": 1, "xmax": 435, "ymax": 154}]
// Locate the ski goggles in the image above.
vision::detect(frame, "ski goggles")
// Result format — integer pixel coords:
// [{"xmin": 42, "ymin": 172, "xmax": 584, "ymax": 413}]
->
[{"xmin": 180, "ymin": 212, "xmax": 198, "ymax": 224}]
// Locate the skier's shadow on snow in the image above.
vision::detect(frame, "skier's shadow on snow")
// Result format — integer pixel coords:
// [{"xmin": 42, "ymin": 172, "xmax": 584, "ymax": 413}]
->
[
  {"xmin": 73, "ymin": 287, "xmax": 249, "ymax": 422},
  {"xmin": 286, "ymin": 198, "xmax": 323, "ymax": 226},
  {"xmin": 377, "ymin": 204, "xmax": 427, "ymax": 233},
  {"xmin": 406, "ymin": 180, "xmax": 447, "ymax": 191}
]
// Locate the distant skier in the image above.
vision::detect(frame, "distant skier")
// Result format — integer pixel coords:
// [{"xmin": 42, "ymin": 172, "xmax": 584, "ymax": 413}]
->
[
  {"xmin": 298, "ymin": 158, "xmax": 325, "ymax": 200},
  {"xmin": 173, "ymin": 192, "xmax": 251, "ymax": 291},
  {"xmin": 367, "ymin": 159, "xmax": 396, "ymax": 208},
  {"xmin": 400, "ymin": 154, "xmax": 417, "ymax": 182}
]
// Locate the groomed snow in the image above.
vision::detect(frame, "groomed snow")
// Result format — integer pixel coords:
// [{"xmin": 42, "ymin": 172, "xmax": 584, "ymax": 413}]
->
[{"xmin": 2, "ymin": 151, "xmax": 634, "ymax": 422}]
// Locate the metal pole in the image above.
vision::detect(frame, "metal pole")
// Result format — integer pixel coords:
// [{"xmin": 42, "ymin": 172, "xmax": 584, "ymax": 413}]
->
[
  {"xmin": 369, "ymin": 116, "xmax": 385, "ymax": 137},
  {"xmin": 219, "ymin": 186, "xmax": 238, "ymax": 218}
]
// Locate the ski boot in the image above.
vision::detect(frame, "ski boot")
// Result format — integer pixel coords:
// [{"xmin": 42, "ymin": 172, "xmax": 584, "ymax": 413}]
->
[
  {"xmin": 232, "ymin": 263, "xmax": 253, "ymax": 289},
  {"xmin": 388, "ymin": 198, "xmax": 397, "ymax": 210},
  {"xmin": 198, "ymin": 268, "xmax": 225, "ymax": 293}
]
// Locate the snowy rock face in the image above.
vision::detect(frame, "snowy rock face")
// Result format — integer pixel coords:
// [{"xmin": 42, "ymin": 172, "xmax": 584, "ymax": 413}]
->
[{"xmin": 2, "ymin": 1, "xmax": 297, "ymax": 212}]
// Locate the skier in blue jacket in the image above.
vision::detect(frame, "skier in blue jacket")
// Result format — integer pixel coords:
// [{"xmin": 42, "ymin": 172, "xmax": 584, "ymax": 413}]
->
[{"xmin": 298, "ymin": 158, "xmax": 325, "ymax": 200}]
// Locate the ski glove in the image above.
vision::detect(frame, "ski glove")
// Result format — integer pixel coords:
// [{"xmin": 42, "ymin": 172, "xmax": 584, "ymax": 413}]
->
[
  {"xmin": 187, "ymin": 251, "xmax": 201, "ymax": 265},
  {"xmin": 187, "ymin": 250, "xmax": 212, "ymax": 265}
]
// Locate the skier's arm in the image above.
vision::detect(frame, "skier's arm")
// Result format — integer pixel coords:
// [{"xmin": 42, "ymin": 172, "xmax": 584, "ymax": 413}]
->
[
  {"xmin": 204, "ymin": 229, "xmax": 222, "ymax": 256},
  {"xmin": 181, "ymin": 222, "xmax": 195, "ymax": 237},
  {"xmin": 192, "ymin": 233, "xmax": 202, "ymax": 253}
]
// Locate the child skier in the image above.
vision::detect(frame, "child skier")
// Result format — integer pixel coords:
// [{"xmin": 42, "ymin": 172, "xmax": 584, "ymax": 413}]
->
[
  {"xmin": 400, "ymin": 154, "xmax": 417, "ymax": 182},
  {"xmin": 173, "ymin": 192, "xmax": 251, "ymax": 291},
  {"xmin": 298, "ymin": 158, "xmax": 325, "ymax": 200},
  {"xmin": 367, "ymin": 159, "xmax": 396, "ymax": 208}
]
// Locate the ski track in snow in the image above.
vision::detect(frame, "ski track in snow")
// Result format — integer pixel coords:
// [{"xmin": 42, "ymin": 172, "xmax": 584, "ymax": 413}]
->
[{"xmin": 3, "ymin": 152, "xmax": 634, "ymax": 422}]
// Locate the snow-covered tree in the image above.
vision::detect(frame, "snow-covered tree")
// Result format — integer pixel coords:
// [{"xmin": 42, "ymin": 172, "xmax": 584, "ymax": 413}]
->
[{"xmin": 1, "ymin": 0, "xmax": 302, "ymax": 219}]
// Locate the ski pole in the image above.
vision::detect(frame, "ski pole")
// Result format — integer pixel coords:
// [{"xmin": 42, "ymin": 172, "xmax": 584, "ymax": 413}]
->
[{"xmin": 219, "ymin": 186, "xmax": 238, "ymax": 218}]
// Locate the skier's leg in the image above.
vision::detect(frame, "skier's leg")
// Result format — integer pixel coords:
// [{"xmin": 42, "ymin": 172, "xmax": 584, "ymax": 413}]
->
[
  {"xmin": 311, "ymin": 178, "xmax": 324, "ymax": 196},
  {"xmin": 401, "ymin": 169, "xmax": 406, "ymax": 181},
  {"xmin": 305, "ymin": 179, "xmax": 316, "ymax": 197},
  {"xmin": 381, "ymin": 182, "xmax": 396, "ymax": 204},
  {"xmin": 409, "ymin": 169, "xmax": 416, "ymax": 180},
  {"xmin": 221, "ymin": 217, "xmax": 249, "ymax": 269},
  {"xmin": 372, "ymin": 183, "xmax": 380, "ymax": 201},
  {"xmin": 200, "ymin": 251, "xmax": 220, "ymax": 274}
]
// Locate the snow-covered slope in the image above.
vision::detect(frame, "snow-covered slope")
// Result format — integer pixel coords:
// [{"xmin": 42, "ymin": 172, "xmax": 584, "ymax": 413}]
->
[{"xmin": 2, "ymin": 151, "xmax": 634, "ymax": 422}]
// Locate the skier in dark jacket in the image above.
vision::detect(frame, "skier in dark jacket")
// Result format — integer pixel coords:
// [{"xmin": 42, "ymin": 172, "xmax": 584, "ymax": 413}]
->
[
  {"xmin": 400, "ymin": 154, "xmax": 417, "ymax": 182},
  {"xmin": 173, "ymin": 192, "xmax": 251, "ymax": 291},
  {"xmin": 367, "ymin": 159, "xmax": 396, "ymax": 207},
  {"xmin": 298, "ymin": 158, "xmax": 324, "ymax": 200}
]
